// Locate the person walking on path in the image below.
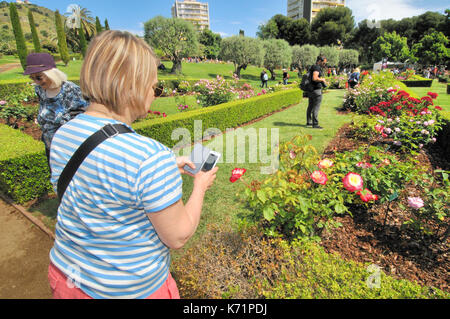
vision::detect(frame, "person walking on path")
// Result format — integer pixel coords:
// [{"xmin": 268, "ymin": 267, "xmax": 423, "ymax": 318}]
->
[
  {"xmin": 283, "ymin": 69, "xmax": 289, "ymax": 85},
  {"xmin": 23, "ymin": 53, "xmax": 88, "ymax": 167},
  {"xmin": 306, "ymin": 55, "xmax": 328, "ymax": 130},
  {"xmin": 47, "ymin": 30, "xmax": 218, "ymax": 299},
  {"xmin": 261, "ymin": 70, "xmax": 268, "ymax": 88}
]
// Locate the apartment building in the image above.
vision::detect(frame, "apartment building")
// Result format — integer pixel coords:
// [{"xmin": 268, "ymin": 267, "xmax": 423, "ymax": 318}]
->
[
  {"xmin": 172, "ymin": 0, "xmax": 210, "ymax": 31},
  {"xmin": 287, "ymin": 0, "xmax": 346, "ymax": 23}
]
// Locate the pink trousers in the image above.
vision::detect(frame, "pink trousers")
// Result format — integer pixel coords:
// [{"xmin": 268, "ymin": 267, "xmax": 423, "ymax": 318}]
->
[{"xmin": 48, "ymin": 263, "xmax": 180, "ymax": 299}]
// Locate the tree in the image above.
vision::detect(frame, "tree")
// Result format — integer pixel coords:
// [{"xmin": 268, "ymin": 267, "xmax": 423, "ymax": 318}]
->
[
  {"xmin": 55, "ymin": 10, "xmax": 70, "ymax": 66},
  {"xmin": 257, "ymin": 15, "xmax": 311, "ymax": 45},
  {"xmin": 104, "ymin": 19, "xmax": 110, "ymax": 31},
  {"xmin": 220, "ymin": 36, "xmax": 264, "ymax": 78},
  {"xmin": 311, "ymin": 7, "xmax": 354, "ymax": 46},
  {"xmin": 9, "ymin": 2, "xmax": 27, "ymax": 69},
  {"xmin": 291, "ymin": 44, "xmax": 320, "ymax": 72},
  {"xmin": 262, "ymin": 38, "xmax": 292, "ymax": 79},
  {"xmin": 372, "ymin": 31, "xmax": 412, "ymax": 63},
  {"xmin": 319, "ymin": 46, "xmax": 340, "ymax": 67},
  {"xmin": 64, "ymin": 5, "xmax": 96, "ymax": 39},
  {"xmin": 339, "ymin": 49, "xmax": 359, "ymax": 69},
  {"xmin": 28, "ymin": 9, "xmax": 41, "ymax": 53},
  {"xmin": 199, "ymin": 29, "xmax": 222, "ymax": 59},
  {"xmin": 347, "ymin": 19, "xmax": 381, "ymax": 64},
  {"xmin": 412, "ymin": 31, "xmax": 449, "ymax": 66},
  {"xmin": 256, "ymin": 19, "xmax": 278, "ymax": 40},
  {"xmin": 144, "ymin": 16, "xmax": 199, "ymax": 74},
  {"xmin": 78, "ymin": 26, "xmax": 87, "ymax": 58},
  {"xmin": 95, "ymin": 16, "xmax": 103, "ymax": 34}
]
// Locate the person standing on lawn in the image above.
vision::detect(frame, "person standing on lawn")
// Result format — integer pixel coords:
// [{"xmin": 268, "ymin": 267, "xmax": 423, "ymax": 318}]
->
[
  {"xmin": 23, "ymin": 53, "xmax": 88, "ymax": 167},
  {"xmin": 306, "ymin": 55, "xmax": 328, "ymax": 129},
  {"xmin": 47, "ymin": 30, "xmax": 218, "ymax": 299}
]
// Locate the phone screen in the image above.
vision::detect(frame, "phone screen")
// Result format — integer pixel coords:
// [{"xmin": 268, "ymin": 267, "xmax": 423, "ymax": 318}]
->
[{"xmin": 201, "ymin": 153, "xmax": 218, "ymax": 172}]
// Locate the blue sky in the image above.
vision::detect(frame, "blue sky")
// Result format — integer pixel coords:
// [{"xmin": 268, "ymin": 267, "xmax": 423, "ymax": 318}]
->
[{"xmin": 20, "ymin": 0, "xmax": 449, "ymax": 37}]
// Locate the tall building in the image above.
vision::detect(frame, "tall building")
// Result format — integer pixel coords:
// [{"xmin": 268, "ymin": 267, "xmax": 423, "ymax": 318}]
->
[
  {"xmin": 287, "ymin": 0, "xmax": 346, "ymax": 23},
  {"xmin": 172, "ymin": 0, "xmax": 210, "ymax": 31}
]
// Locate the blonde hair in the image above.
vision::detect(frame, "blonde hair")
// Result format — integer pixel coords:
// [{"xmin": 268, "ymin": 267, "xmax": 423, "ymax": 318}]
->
[
  {"xmin": 43, "ymin": 68, "xmax": 68, "ymax": 89},
  {"xmin": 80, "ymin": 30, "xmax": 159, "ymax": 116}
]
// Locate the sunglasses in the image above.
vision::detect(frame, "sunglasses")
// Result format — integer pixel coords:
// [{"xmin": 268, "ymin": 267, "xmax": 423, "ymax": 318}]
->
[{"xmin": 30, "ymin": 75, "xmax": 44, "ymax": 82}]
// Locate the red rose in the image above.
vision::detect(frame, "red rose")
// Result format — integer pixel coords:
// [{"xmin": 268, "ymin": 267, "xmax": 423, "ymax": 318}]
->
[
  {"xmin": 230, "ymin": 168, "xmax": 247, "ymax": 183},
  {"xmin": 357, "ymin": 189, "xmax": 378, "ymax": 202}
]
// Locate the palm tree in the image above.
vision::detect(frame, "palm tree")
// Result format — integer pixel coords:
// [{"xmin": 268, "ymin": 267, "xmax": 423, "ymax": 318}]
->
[
  {"xmin": 64, "ymin": 5, "xmax": 95, "ymax": 39},
  {"xmin": 64, "ymin": 5, "xmax": 95, "ymax": 54}
]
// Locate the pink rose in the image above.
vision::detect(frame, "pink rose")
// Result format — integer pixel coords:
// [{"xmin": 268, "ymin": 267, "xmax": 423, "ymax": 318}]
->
[
  {"xmin": 311, "ymin": 171, "xmax": 328, "ymax": 185},
  {"xmin": 318, "ymin": 159, "xmax": 334, "ymax": 169},
  {"xmin": 343, "ymin": 173, "xmax": 364, "ymax": 192},
  {"xmin": 408, "ymin": 197, "xmax": 424, "ymax": 209}
]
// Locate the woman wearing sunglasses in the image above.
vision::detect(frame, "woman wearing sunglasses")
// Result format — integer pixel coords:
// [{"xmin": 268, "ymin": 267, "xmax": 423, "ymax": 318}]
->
[{"xmin": 23, "ymin": 53, "xmax": 89, "ymax": 167}]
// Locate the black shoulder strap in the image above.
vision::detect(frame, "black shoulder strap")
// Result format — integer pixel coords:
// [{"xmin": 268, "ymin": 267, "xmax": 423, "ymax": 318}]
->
[{"xmin": 57, "ymin": 123, "xmax": 133, "ymax": 202}]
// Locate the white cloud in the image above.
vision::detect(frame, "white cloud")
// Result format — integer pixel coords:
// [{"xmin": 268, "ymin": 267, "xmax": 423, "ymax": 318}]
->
[{"xmin": 347, "ymin": 0, "xmax": 426, "ymax": 23}]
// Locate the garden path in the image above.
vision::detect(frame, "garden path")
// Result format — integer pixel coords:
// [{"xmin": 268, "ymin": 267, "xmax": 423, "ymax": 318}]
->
[
  {"xmin": 0, "ymin": 197, "xmax": 53, "ymax": 299},
  {"xmin": 0, "ymin": 63, "xmax": 21, "ymax": 74}
]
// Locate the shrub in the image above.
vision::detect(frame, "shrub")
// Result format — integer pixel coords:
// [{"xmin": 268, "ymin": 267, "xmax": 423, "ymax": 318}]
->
[
  {"xmin": 0, "ymin": 124, "xmax": 52, "ymax": 203},
  {"xmin": 172, "ymin": 223, "xmax": 450, "ymax": 299},
  {"xmin": 241, "ymin": 136, "xmax": 419, "ymax": 241}
]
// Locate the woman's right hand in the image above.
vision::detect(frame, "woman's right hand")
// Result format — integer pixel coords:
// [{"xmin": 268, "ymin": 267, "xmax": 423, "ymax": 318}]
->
[{"xmin": 193, "ymin": 167, "xmax": 219, "ymax": 192}]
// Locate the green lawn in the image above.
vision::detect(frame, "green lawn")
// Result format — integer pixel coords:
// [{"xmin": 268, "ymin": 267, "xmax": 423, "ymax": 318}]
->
[
  {"xmin": 0, "ymin": 55, "xmax": 19, "ymax": 66},
  {"xmin": 407, "ymin": 81, "xmax": 450, "ymax": 114},
  {"xmin": 0, "ymin": 58, "xmax": 300, "ymax": 87}
]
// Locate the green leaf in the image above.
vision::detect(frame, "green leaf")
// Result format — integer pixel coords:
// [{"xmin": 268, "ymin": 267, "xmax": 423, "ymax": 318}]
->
[
  {"xmin": 263, "ymin": 207, "xmax": 275, "ymax": 222},
  {"xmin": 256, "ymin": 190, "xmax": 267, "ymax": 204},
  {"xmin": 389, "ymin": 191, "xmax": 399, "ymax": 202}
]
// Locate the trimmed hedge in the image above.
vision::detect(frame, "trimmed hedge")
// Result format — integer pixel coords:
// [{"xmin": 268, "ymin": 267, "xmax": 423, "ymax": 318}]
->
[
  {"xmin": 401, "ymin": 79, "xmax": 433, "ymax": 87},
  {"xmin": 133, "ymin": 88, "xmax": 303, "ymax": 148},
  {"xmin": 0, "ymin": 124, "xmax": 52, "ymax": 203}
]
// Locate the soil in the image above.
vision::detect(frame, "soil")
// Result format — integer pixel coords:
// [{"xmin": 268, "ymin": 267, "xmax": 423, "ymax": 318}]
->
[
  {"xmin": 0, "ymin": 196, "xmax": 53, "ymax": 299},
  {"xmin": 320, "ymin": 124, "xmax": 450, "ymax": 292},
  {"xmin": 0, "ymin": 63, "xmax": 21, "ymax": 74}
]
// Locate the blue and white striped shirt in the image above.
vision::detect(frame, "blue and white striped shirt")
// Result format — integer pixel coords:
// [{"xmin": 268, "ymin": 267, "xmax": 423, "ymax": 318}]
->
[{"xmin": 49, "ymin": 113, "xmax": 183, "ymax": 299}]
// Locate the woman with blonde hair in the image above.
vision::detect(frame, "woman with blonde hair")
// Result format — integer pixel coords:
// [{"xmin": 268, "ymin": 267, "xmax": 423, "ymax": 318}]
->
[
  {"xmin": 47, "ymin": 30, "xmax": 218, "ymax": 299},
  {"xmin": 24, "ymin": 53, "xmax": 88, "ymax": 165}
]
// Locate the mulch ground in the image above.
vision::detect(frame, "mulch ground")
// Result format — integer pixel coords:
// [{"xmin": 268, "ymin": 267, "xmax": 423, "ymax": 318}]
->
[{"xmin": 320, "ymin": 124, "xmax": 449, "ymax": 292}]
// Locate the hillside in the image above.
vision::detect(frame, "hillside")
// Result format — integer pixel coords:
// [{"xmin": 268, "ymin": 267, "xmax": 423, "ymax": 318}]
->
[{"xmin": 0, "ymin": 1, "xmax": 59, "ymax": 54}]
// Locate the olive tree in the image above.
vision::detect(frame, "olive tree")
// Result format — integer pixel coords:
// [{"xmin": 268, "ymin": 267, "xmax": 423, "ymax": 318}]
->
[
  {"xmin": 220, "ymin": 36, "xmax": 264, "ymax": 78},
  {"xmin": 319, "ymin": 46, "xmax": 340, "ymax": 68},
  {"xmin": 292, "ymin": 44, "xmax": 320, "ymax": 72},
  {"xmin": 144, "ymin": 16, "xmax": 199, "ymax": 74},
  {"xmin": 339, "ymin": 49, "xmax": 359, "ymax": 69},
  {"xmin": 262, "ymin": 38, "xmax": 292, "ymax": 80}
]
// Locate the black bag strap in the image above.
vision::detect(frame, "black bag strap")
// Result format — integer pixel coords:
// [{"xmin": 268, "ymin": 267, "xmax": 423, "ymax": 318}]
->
[{"xmin": 57, "ymin": 123, "xmax": 133, "ymax": 202}]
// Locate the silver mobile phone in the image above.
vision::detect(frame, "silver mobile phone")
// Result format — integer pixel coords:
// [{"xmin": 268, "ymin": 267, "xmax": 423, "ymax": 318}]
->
[{"xmin": 184, "ymin": 144, "xmax": 221, "ymax": 175}]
